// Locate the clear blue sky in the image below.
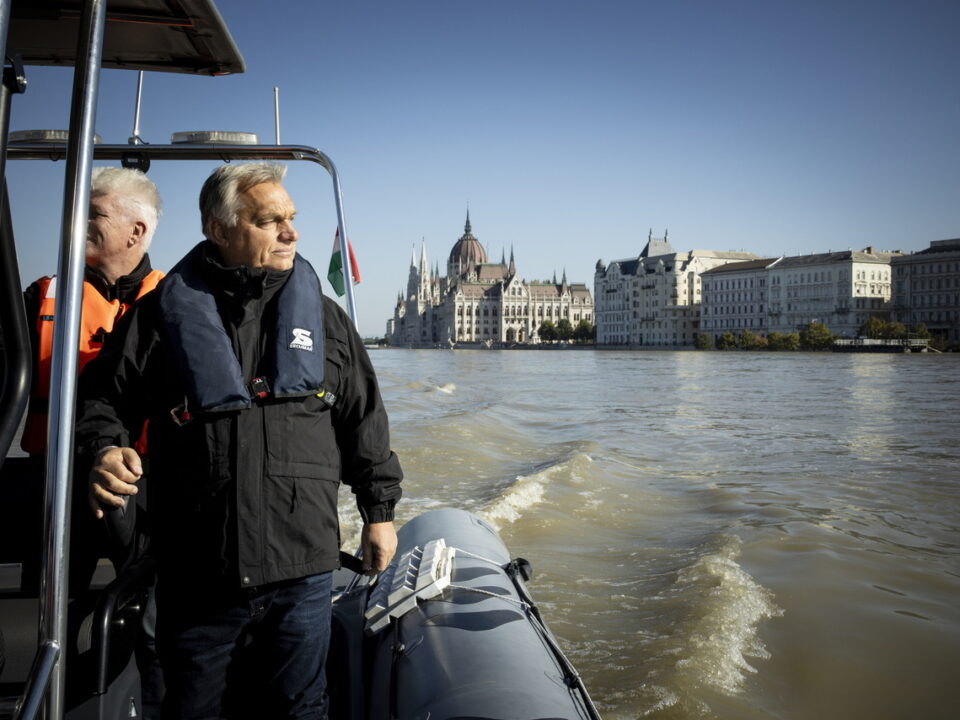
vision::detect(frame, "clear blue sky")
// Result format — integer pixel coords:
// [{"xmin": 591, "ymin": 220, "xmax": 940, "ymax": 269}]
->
[{"xmin": 8, "ymin": 0, "xmax": 959, "ymax": 336}]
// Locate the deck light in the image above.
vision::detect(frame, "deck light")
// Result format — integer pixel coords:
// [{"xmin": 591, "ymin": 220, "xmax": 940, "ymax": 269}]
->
[
  {"xmin": 170, "ymin": 131, "xmax": 259, "ymax": 145},
  {"xmin": 9, "ymin": 129, "xmax": 102, "ymax": 144}
]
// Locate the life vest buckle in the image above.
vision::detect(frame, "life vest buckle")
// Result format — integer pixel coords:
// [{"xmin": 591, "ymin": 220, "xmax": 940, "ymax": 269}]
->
[
  {"xmin": 170, "ymin": 403, "xmax": 193, "ymax": 427},
  {"xmin": 249, "ymin": 376, "xmax": 271, "ymax": 400},
  {"xmin": 316, "ymin": 388, "xmax": 337, "ymax": 408}
]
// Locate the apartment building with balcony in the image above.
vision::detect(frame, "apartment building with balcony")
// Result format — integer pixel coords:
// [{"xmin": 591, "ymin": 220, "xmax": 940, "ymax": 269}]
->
[
  {"xmin": 700, "ymin": 258, "xmax": 781, "ymax": 339},
  {"xmin": 595, "ymin": 230, "xmax": 756, "ymax": 346},
  {"xmin": 765, "ymin": 248, "xmax": 897, "ymax": 337}
]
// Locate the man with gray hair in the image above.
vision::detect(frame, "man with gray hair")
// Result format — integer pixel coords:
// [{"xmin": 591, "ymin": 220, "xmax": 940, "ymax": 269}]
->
[
  {"xmin": 22, "ymin": 165, "xmax": 163, "ymax": 455},
  {"xmin": 77, "ymin": 162, "xmax": 403, "ymax": 719},
  {"xmin": 18, "ymin": 165, "xmax": 165, "ymax": 715}
]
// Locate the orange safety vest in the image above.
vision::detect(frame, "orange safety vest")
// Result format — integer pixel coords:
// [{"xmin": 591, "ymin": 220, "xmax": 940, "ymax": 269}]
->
[{"xmin": 21, "ymin": 269, "xmax": 164, "ymax": 456}]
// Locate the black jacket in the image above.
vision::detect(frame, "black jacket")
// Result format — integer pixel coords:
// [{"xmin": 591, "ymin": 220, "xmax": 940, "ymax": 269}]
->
[{"xmin": 76, "ymin": 243, "xmax": 402, "ymax": 589}]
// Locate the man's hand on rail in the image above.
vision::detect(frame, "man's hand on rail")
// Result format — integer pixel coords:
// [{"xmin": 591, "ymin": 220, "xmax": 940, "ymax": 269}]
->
[{"xmin": 88, "ymin": 445, "xmax": 142, "ymax": 519}]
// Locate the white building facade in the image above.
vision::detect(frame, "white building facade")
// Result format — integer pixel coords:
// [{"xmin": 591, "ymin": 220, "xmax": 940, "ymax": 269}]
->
[
  {"xmin": 700, "ymin": 258, "xmax": 780, "ymax": 337},
  {"xmin": 766, "ymin": 248, "xmax": 897, "ymax": 337},
  {"xmin": 595, "ymin": 231, "xmax": 757, "ymax": 346},
  {"xmin": 699, "ymin": 247, "xmax": 902, "ymax": 341}
]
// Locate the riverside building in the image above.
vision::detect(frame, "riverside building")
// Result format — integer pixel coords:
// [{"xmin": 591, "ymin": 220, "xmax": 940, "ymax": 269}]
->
[
  {"xmin": 699, "ymin": 247, "xmax": 902, "ymax": 343},
  {"xmin": 891, "ymin": 238, "xmax": 960, "ymax": 346},
  {"xmin": 700, "ymin": 258, "xmax": 781, "ymax": 336},
  {"xmin": 594, "ymin": 230, "xmax": 757, "ymax": 346},
  {"xmin": 388, "ymin": 213, "xmax": 594, "ymax": 346},
  {"xmin": 766, "ymin": 248, "xmax": 898, "ymax": 337}
]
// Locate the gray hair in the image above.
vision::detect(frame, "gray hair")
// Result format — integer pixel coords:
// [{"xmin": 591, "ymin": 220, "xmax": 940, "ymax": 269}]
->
[
  {"xmin": 199, "ymin": 163, "xmax": 287, "ymax": 238},
  {"xmin": 90, "ymin": 166, "xmax": 162, "ymax": 250}
]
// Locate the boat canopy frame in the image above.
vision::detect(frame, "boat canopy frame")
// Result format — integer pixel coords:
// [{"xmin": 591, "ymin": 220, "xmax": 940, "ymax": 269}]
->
[
  {"xmin": 7, "ymin": 140, "xmax": 360, "ymax": 324},
  {"xmin": 0, "ymin": 2, "xmax": 357, "ymax": 718}
]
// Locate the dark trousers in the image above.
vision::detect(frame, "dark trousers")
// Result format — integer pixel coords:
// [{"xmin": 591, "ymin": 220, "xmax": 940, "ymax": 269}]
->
[
  {"xmin": 137, "ymin": 581, "xmax": 165, "ymax": 720},
  {"xmin": 156, "ymin": 572, "xmax": 332, "ymax": 720}
]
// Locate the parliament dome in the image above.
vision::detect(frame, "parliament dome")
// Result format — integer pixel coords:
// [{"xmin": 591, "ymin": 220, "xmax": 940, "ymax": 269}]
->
[{"xmin": 448, "ymin": 211, "xmax": 487, "ymax": 270}]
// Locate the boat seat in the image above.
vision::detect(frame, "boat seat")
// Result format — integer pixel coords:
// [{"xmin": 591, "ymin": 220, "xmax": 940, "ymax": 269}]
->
[
  {"xmin": 0, "ymin": 457, "xmax": 154, "ymax": 716},
  {"xmin": 0, "ymin": 559, "xmax": 152, "ymax": 717}
]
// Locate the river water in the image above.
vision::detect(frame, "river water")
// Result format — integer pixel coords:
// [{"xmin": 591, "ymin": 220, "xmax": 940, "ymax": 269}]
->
[{"xmin": 347, "ymin": 348, "xmax": 960, "ymax": 720}]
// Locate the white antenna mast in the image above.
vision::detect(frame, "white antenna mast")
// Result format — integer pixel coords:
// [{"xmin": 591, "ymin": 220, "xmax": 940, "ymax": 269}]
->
[
  {"xmin": 130, "ymin": 71, "xmax": 144, "ymax": 145},
  {"xmin": 273, "ymin": 87, "xmax": 280, "ymax": 144}
]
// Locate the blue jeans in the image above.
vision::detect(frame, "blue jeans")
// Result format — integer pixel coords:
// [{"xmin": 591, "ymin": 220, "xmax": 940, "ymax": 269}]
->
[{"xmin": 156, "ymin": 573, "xmax": 332, "ymax": 720}]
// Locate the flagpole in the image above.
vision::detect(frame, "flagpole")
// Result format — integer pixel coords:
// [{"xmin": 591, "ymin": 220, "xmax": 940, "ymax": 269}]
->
[{"xmin": 326, "ymin": 159, "xmax": 358, "ymax": 325}]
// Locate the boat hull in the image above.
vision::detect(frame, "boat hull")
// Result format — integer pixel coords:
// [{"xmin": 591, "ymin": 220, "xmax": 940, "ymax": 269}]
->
[{"xmin": 359, "ymin": 508, "xmax": 595, "ymax": 720}]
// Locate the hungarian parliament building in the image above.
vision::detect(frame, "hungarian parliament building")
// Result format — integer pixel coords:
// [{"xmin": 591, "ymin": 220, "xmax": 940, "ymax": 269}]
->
[{"xmin": 387, "ymin": 213, "xmax": 594, "ymax": 346}]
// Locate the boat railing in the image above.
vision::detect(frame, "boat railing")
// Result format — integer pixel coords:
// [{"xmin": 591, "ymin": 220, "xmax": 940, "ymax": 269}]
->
[{"xmin": 7, "ymin": 141, "xmax": 358, "ymax": 323}]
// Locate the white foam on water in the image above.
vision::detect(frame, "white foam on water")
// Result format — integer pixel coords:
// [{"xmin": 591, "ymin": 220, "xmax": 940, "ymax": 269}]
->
[
  {"xmin": 400, "ymin": 379, "xmax": 457, "ymax": 394},
  {"xmin": 337, "ymin": 491, "xmax": 450, "ymax": 553},
  {"xmin": 640, "ymin": 686, "xmax": 680, "ymax": 716},
  {"xmin": 479, "ymin": 472, "xmax": 546, "ymax": 529},
  {"xmin": 670, "ymin": 535, "xmax": 784, "ymax": 695},
  {"xmin": 478, "ymin": 452, "xmax": 593, "ymax": 530}
]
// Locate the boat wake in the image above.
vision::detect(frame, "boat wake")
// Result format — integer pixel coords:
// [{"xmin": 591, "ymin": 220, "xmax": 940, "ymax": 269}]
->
[
  {"xmin": 398, "ymin": 379, "xmax": 457, "ymax": 394},
  {"xmin": 640, "ymin": 534, "xmax": 783, "ymax": 715},
  {"xmin": 430, "ymin": 382, "xmax": 457, "ymax": 394},
  {"xmin": 478, "ymin": 452, "xmax": 593, "ymax": 531}
]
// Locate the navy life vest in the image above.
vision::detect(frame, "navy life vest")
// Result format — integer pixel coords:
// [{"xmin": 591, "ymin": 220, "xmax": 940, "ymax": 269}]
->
[{"xmin": 158, "ymin": 243, "xmax": 325, "ymax": 412}]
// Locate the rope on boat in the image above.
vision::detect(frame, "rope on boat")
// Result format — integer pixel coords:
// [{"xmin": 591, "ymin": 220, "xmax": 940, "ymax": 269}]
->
[
  {"xmin": 450, "ymin": 547, "xmax": 508, "ymax": 567},
  {"xmin": 444, "ymin": 583, "xmax": 532, "ymax": 612}
]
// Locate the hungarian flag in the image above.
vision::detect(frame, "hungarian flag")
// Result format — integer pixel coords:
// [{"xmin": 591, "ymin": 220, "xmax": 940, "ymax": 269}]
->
[{"xmin": 327, "ymin": 228, "xmax": 360, "ymax": 297}]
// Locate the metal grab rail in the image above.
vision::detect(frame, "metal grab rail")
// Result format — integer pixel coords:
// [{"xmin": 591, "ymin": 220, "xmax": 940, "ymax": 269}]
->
[
  {"xmin": 7, "ymin": 142, "xmax": 359, "ymax": 324},
  {"xmin": 35, "ymin": 2, "xmax": 107, "ymax": 718},
  {"xmin": 13, "ymin": 641, "xmax": 60, "ymax": 720}
]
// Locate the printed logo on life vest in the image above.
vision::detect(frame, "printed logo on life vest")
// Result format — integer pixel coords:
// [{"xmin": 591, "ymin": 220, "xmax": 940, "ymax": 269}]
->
[{"xmin": 290, "ymin": 328, "xmax": 314, "ymax": 351}]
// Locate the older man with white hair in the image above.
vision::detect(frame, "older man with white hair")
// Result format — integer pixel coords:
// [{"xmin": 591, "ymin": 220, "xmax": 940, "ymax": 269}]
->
[
  {"xmin": 17, "ymin": 165, "xmax": 166, "ymax": 717},
  {"xmin": 21, "ymin": 166, "xmax": 164, "ymax": 455}
]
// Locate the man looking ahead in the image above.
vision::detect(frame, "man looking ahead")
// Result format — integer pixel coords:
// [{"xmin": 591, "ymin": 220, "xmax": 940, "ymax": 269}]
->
[{"xmin": 77, "ymin": 163, "xmax": 403, "ymax": 719}]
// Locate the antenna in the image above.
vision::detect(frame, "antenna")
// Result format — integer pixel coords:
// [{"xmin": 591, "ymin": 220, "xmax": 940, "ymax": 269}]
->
[
  {"xmin": 274, "ymin": 87, "xmax": 281, "ymax": 144},
  {"xmin": 129, "ymin": 71, "xmax": 144, "ymax": 145},
  {"xmin": 123, "ymin": 71, "xmax": 151, "ymax": 171}
]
